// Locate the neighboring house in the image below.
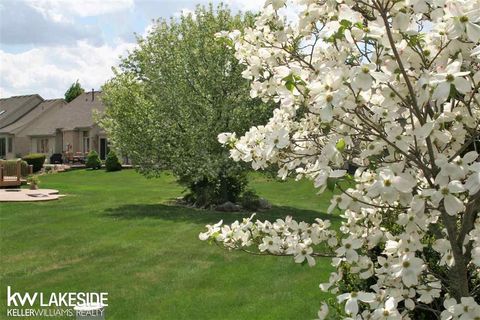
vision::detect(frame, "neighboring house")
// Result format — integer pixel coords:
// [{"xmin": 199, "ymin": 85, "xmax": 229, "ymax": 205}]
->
[
  {"xmin": 0, "ymin": 91, "xmax": 110, "ymax": 161},
  {"xmin": 0, "ymin": 94, "xmax": 44, "ymax": 158},
  {"xmin": 0, "ymin": 98, "xmax": 66, "ymax": 158}
]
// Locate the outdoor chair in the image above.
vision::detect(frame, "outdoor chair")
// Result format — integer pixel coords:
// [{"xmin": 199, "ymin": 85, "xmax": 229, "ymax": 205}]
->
[
  {"xmin": 0, "ymin": 159, "xmax": 32, "ymax": 188},
  {"xmin": 65, "ymin": 152, "xmax": 74, "ymax": 164},
  {"xmin": 73, "ymin": 152, "xmax": 86, "ymax": 164}
]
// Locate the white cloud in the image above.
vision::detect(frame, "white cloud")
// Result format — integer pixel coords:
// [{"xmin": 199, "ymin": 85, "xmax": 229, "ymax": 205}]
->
[
  {"xmin": 0, "ymin": 39, "xmax": 136, "ymax": 99},
  {"xmin": 26, "ymin": 0, "xmax": 134, "ymax": 22},
  {"xmin": 226, "ymin": 0, "xmax": 263, "ymax": 11},
  {"xmin": 0, "ymin": 0, "xmax": 300, "ymax": 99},
  {"xmin": 0, "ymin": 0, "xmax": 103, "ymax": 46}
]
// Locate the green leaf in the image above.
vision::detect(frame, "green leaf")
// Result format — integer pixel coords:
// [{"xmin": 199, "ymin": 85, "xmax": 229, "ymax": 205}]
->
[
  {"xmin": 339, "ymin": 20, "xmax": 352, "ymax": 28},
  {"xmin": 327, "ymin": 178, "xmax": 336, "ymax": 192},
  {"xmin": 285, "ymin": 80, "xmax": 295, "ymax": 92},
  {"xmin": 336, "ymin": 138, "xmax": 346, "ymax": 152},
  {"xmin": 283, "ymin": 74, "xmax": 295, "ymax": 91}
]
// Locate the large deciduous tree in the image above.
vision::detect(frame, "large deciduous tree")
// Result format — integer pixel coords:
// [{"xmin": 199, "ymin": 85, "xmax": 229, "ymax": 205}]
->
[
  {"xmin": 201, "ymin": 0, "xmax": 480, "ymax": 318},
  {"xmin": 100, "ymin": 4, "xmax": 272, "ymax": 206}
]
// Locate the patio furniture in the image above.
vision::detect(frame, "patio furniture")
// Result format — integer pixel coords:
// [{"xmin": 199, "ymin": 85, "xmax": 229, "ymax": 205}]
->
[
  {"xmin": 65, "ymin": 152, "xmax": 84, "ymax": 164},
  {"xmin": 65, "ymin": 152, "xmax": 74, "ymax": 164},
  {"xmin": 0, "ymin": 160, "xmax": 32, "ymax": 188},
  {"xmin": 50, "ymin": 153, "xmax": 63, "ymax": 164},
  {"xmin": 73, "ymin": 152, "xmax": 86, "ymax": 164}
]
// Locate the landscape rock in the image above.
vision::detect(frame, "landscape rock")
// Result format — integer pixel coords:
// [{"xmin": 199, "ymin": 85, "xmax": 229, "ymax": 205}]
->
[
  {"xmin": 215, "ymin": 201, "xmax": 241, "ymax": 212},
  {"xmin": 258, "ymin": 198, "xmax": 272, "ymax": 210}
]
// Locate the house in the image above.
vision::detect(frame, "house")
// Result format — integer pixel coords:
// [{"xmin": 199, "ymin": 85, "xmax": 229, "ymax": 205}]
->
[
  {"xmin": 0, "ymin": 94, "xmax": 44, "ymax": 158},
  {"xmin": 0, "ymin": 90, "xmax": 111, "ymax": 161},
  {"xmin": 0, "ymin": 98, "xmax": 66, "ymax": 158}
]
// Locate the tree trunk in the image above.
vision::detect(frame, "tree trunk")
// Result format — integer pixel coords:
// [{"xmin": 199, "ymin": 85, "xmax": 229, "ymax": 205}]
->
[{"xmin": 448, "ymin": 245, "xmax": 470, "ymax": 301}]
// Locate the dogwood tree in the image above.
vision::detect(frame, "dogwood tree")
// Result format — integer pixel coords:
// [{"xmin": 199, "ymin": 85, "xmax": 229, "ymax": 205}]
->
[{"xmin": 200, "ymin": 0, "xmax": 480, "ymax": 318}]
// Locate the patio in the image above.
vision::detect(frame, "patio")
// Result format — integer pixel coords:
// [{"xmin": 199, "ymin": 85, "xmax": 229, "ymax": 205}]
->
[{"xmin": 0, "ymin": 188, "xmax": 63, "ymax": 202}]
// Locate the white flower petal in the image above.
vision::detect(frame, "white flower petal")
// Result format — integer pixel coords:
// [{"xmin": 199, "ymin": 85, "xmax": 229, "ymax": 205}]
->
[
  {"xmin": 464, "ymin": 151, "xmax": 479, "ymax": 164},
  {"xmin": 345, "ymin": 298, "xmax": 359, "ymax": 315},
  {"xmin": 358, "ymin": 292, "xmax": 376, "ymax": 302},
  {"xmin": 467, "ymin": 22, "xmax": 480, "ymax": 42},
  {"xmin": 306, "ymin": 255, "xmax": 316, "ymax": 266},
  {"xmin": 402, "ymin": 269, "xmax": 419, "ymax": 287},
  {"xmin": 405, "ymin": 298, "xmax": 415, "ymax": 310},
  {"xmin": 414, "ymin": 122, "xmax": 435, "ymax": 139},
  {"xmin": 316, "ymin": 303, "xmax": 329, "ymax": 320},
  {"xmin": 433, "ymin": 82, "xmax": 450, "ymax": 102},
  {"xmin": 385, "ymin": 297, "xmax": 397, "ymax": 310},
  {"xmin": 453, "ymin": 77, "xmax": 471, "ymax": 93},
  {"xmin": 337, "ymin": 293, "xmax": 350, "ymax": 303},
  {"xmin": 465, "ymin": 173, "xmax": 480, "ymax": 194},
  {"xmin": 447, "ymin": 180, "xmax": 465, "ymax": 193},
  {"xmin": 444, "ymin": 194, "xmax": 465, "ymax": 215},
  {"xmin": 330, "ymin": 170, "xmax": 347, "ymax": 178},
  {"xmin": 393, "ymin": 175, "xmax": 415, "ymax": 193}
]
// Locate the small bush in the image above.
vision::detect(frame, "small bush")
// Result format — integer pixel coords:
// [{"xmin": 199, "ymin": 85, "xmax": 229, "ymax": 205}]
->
[
  {"xmin": 85, "ymin": 150, "xmax": 102, "ymax": 170},
  {"xmin": 240, "ymin": 189, "xmax": 261, "ymax": 211},
  {"xmin": 27, "ymin": 175, "xmax": 40, "ymax": 189},
  {"xmin": 22, "ymin": 153, "xmax": 46, "ymax": 172},
  {"xmin": 182, "ymin": 170, "xmax": 248, "ymax": 208},
  {"xmin": 105, "ymin": 151, "xmax": 122, "ymax": 172}
]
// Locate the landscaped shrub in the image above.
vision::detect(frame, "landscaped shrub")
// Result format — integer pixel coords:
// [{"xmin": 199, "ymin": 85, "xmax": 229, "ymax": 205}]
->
[
  {"xmin": 22, "ymin": 153, "xmax": 46, "ymax": 173},
  {"xmin": 240, "ymin": 189, "xmax": 261, "ymax": 211},
  {"xmin": 27, "ymin": 175, "xmax": 40, "ymax": 190},
  {"xmin": 105, "ymin": 151, "xmax": 122, "ymax": 172},
  {"xmin": 181, "ymin": 168, "xmax": 248, "ymax": 208},
  {"xmin": 85, "ymin": 150, "xmax": 102, "ymax": 170}
]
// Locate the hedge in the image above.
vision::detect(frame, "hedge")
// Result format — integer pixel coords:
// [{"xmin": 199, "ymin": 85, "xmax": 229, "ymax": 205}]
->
[{"xmin": 22, "ymin": 153, "xmax": 46, "ymax": 172}]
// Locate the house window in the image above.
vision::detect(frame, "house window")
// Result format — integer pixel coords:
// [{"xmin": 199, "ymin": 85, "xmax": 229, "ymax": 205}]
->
[
  {"xmin": 83, "ymin": 131, "xmax": 90, "ymax": 153},
  {"xmin": 0, "ymin": 138, "xmax": 5, "ymax": 158},
  {"xmin": 37, "ymin": 138, "xmax": 49, "ymax": 154},
  {"xmin": 7, "ymin": 137, "xmax": 13, "ymax": 153}
]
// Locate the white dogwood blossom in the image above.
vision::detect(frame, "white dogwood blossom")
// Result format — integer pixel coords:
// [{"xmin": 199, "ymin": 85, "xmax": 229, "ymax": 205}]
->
[{"xmin": 201, "ymin": 0, "xmax": 480, "ymax": 318}]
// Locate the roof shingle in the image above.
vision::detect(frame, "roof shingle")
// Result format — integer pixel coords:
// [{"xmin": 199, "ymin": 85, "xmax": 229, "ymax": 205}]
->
[
  {"xmin": 15, "ymin": 91, "xmax": 105, "ymax": 136},
  {"xmin": 0, "ymin": 94, "xmax": 44, "ymax": 129}
]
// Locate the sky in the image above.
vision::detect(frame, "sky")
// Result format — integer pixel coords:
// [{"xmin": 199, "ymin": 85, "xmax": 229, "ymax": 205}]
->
[{"xmin": 0, "ymin": 0, "xmax": 263, "ymax": 99}]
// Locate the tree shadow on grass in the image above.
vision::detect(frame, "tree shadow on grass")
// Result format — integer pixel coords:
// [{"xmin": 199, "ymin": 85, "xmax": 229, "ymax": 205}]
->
[{"xmin": 102, "ymin": 203, "xmax": 341, "ymax": 225}]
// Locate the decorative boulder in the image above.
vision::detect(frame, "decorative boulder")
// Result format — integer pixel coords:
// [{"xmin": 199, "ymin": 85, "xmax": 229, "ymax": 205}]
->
[
  {"xmin": 215, "ymin": 201, "xmax": 241, "ymax": 212},
  {"xmin": 258, "ymin": 198, "xmax": 272, "ymax": 210}
]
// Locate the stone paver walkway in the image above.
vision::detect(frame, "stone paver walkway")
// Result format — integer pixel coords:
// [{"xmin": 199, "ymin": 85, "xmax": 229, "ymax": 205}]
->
[{"xmin": 0, "ymin": 189, "xmax": 64, "ymax": 202}]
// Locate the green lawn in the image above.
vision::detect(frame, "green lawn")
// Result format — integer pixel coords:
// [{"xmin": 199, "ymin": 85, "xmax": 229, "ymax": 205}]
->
[{"xmin": 0, "ymin": 170, "xmax": 338, "ymax": 319}]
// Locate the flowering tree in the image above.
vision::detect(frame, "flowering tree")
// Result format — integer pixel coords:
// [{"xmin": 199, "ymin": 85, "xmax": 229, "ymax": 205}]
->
[{"xmin": 200, "ymin": 0, "xmax": 480, "ymax": 318}]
